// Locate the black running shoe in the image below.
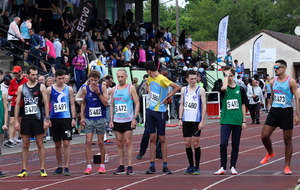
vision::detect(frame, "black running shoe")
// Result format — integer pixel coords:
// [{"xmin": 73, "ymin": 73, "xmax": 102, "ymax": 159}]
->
[
  {"xmin": 163, "ymin": 167, "xmax": 172, "ymax": 174},
  {"xmin": 146, "ymin": 166, "xmax": 156, "ymax": 174},
  {"xmin": 53, "ymin": 167, "xmax": 63, "ymax": 175}
]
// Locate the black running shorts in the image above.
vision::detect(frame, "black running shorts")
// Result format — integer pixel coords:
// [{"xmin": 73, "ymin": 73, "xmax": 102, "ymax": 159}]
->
[
  {"xmin": 265, "ymin": 107, "xmax": 293, "ymax": 130},
  {"xmin": 182, "ymin": 121, "xmax": 201, "ymax": 137},
  {"xmin": 21, "ymin": 119, "xmax": 44, "ymax": 135},
  {"xmin": 51, "ymin": 118, "xmax": 72, "ymax": 142}
]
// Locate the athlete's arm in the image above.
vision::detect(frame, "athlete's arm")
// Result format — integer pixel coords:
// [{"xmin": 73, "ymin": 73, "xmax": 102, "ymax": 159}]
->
[
  {"xmin": 269, "ymin": 79, "xmax": 274, "ymax": 106},
  {"xmin": 178, "ymin": 87, "xmax": 185, "ymax": 129},
  {"xmin": 80, "ymin": 87, "xmax": 87, "ymax": 128},
  {"xmin": 296, "ymin": 88, "xmax": 300, "ymax": 126},
  {"xmin": 161, "ymin": 82, "xmax": 181, "ymax": 105},
  {"xmin": 99, "ymin": 85, "xmax": 108, "ymax": 107},
  {"xmin": 241, "ymin": 87, "xmax": 247, "ymax": 130},
  {"xmin": 109, "ymin": 87, "xmax": 115, "ymax": 129},
  {"xmin": 41, "ymin": 84, "xmax": 50, "ymax": 129},
  {"xmin": 221, "ymin": 70, "xmax": 230, "ymax": 91},
  {"xmin": 2, "ymin": 92, "xmax": 8, "ymax": 131},
  {"xmin": 145, "ymin": 82, "xmax": 151, "ymax": 94},
  {"xmin": 69, "ymin": 87, "xmax": 76, "ymax": 127},
  {"xmin": 46, "ymin": 86, "xmax": 52, "ymax": 127},
  {"xmin": 131, "ymin": 85, "xmax": 140, "ymax": 128},
  {"xmin": 199, "ymin": 88, "xmax": 207, "ymax": 130},
  {"xmin": 290, "ymin": 78, "xmax": 299, "ymax": 125},
  {"xmin": 14, "ymin": 85, "xmax": 22, "ymax": 130}
]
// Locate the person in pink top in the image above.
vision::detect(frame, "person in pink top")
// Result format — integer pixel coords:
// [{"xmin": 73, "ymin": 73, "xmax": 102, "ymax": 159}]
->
[
  {"xmin": 40, "ymin": 35, "xmax": 57, "ymax": 75},
  {"xmin": 72, "ymin": 49, "xmax": 86, "ymax": 92},
  {"xmin": 138, "ymin": 45, "xmax": 146, "ymax": 68}
]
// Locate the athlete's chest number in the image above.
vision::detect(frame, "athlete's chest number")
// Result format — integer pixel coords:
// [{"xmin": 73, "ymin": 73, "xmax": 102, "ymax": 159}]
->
[
  {"xmin": 151, "ymin": 92, "xmax": 159, "ymax": 103},
  {"xmin": 54, "ymin": 102, "xmax": 67, "ymax": 113},
  {"xmin": 184, "ymin": 101, "xmax": 197, "ymax": 110},
  {"xmin": 115, "ymin": 104, "xmax": 127, "ymax": 114},
  {"xmin": 274, "ymin": 94, "xmax": 285, "ymax": 105},
  {"xmin": 227, "ymin": 99, "xmax": 239, "ymax": 110},
  {"xmin": 25, "ymin": 104, "xmax": 38, "ymax": 115},
  {"xmin": 89, "ymin": 107, "xmax": 102, "ymax": 117}
]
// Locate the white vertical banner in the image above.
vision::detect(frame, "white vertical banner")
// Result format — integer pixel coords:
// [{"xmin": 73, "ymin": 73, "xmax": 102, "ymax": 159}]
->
[
  {"xmin": 217, "ymin": 15, "xmax": 229, "ymax": 58},
  {"xmin": 252, "ymin": 35, "xmax": 263, "ymax": 75}
]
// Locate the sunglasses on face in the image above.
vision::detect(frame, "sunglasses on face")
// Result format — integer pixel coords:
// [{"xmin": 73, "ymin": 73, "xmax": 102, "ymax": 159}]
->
[
  {"xmin": 273, "ymin": 65, "xmax": 284, "ymax": 70},
  {"xmin": 13, "ymin": 72, "xmax": 19, "ymax": 75}
]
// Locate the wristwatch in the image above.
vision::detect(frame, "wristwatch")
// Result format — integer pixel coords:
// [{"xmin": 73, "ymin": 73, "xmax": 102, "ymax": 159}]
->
[
  {"xmin": 133, "ymin": 117, "xmax": 138, "ymax": 120},
  {"xmin": 224, "ymin": 74, "xmax": 229, "ymax": 77},
  {"xmin": 97, "ymin": 92, "xmax": 101, "ymax": 96},
  {"xmin": 45, "ymin": 117, "xmax": 50, "ymax": 120},
  {"xmin": 72, "ymin": 117, "xmax": 76, "ymax": 120}
]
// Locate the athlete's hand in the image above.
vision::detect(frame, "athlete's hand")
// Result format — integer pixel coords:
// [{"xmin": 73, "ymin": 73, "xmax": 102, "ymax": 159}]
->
[
  {"xmin": 160, "ymin": 97, "xmax": 168, "ymax": 105},
  {"xmin": 91, "ymin": 84, "xmax": 100, "ymax": 94},
  {"xmin": 131, "ymin": 119, "xmax": 137, "ymax": 129},
  {"xmin": 198, "ymin": 121, "xmax": 204, "ymax": 131},
  {"xmin": 109, "ymin": 121, "xmax": 114, "ymax": 129},
  {"xmin": 294, "ymin": 114, "xmax": 299, "ymax": 126},
  {"xmin": 44, "ymin": 120, "xmax": 50, "ymax": 130},
  {"xmin": 14, "ymin": 121, "xmax": 20, "ymax": 131},
  {"xmin": 71, "ymin": 118, "xmax": 76, "ymax": 127},
  {"xmin": 80, "ymin": 118, "xmax": 85, "ymax": 128},
  {"xmin": 223, "ymin": 70, "xmax": 230, "ymax": 76},
  {"xmin": 242, "ymin": 123, "xmax": 246, "ymax": 130},
  {"xmin": 2, "ymin": 125, "xmax": 7, "ymax": 131},
  {"xmin": 178, "ymin": 120, "xmax": 183, "ymax": 129},
  {"xmin": 48, "ymin": 120, "xmax": 52, "ymax": 127}
]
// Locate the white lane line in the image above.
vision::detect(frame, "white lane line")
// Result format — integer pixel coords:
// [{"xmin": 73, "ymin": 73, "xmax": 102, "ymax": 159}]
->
[
  {"xmin": 27, "ymin": 129, "xmax": 279, "ymax": 190},
  {"xmin": 202, "ymin": 150, "xmax": 300, "ymax": 190}
]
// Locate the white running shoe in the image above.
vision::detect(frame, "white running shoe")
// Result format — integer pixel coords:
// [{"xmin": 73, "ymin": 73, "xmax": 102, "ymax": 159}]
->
[
  {"xmin": 214, "ymin": 167, "xmax": 226, "ymax": 175},
  {"xmin": 230, "ymin": 166, "xmax": 238, "ymax": 175}
]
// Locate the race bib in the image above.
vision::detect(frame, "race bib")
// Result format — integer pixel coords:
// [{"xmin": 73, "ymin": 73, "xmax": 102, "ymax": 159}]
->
[
  {"xmin": 54, "ymin": 102, "xmax": 67, "ymax": 113},
  {"xmin": 151, "ymin": 92, "xmax": 159, "ymax": 103},
  {"xmin": 184, "ymin": 100, "xmax": 198, "ymax": 110},
  {"xmin": 25, "ymin": 104, "xmax": 38, "ymax": 115},
  {"xmin": 115, "ymin": 104, "xmax": 127, "ymax": 114},
  {"xmin": 274, "ymin": 94, "xmax": 285, "ymax": 105},
  {"xmin": 227, "ymin": 99, "xmax": 239, "ymax": 110},
  {"xmin": 89, "ymin": 107, "xmax": 102, "ymax": 117}
]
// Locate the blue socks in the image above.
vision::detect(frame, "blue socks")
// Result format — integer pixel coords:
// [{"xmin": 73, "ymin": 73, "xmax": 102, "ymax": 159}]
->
[
  {"xmin": 163, "ymin": 162, "xmax": 167, "ymax": 168},
  {"xmin": 150, "ymin": 162, "xmax": 155, "ymax": 167}
]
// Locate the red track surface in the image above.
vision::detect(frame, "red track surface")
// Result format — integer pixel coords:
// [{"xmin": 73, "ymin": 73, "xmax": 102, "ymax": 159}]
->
[{"xmin": 1, "ymin": 115, "xmax": 300, "ymax": 190}]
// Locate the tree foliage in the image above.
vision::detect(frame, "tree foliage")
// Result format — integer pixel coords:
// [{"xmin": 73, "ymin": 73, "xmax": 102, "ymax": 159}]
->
[{"xmin": 133, "ymin": 0, "xmax": 300, "ymax": 48}]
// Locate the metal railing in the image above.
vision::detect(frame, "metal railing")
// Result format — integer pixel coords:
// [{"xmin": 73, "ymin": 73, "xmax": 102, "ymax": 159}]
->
[{"xmin": 0, "ymin": 26, "xmax": 56, "ymax": 74}]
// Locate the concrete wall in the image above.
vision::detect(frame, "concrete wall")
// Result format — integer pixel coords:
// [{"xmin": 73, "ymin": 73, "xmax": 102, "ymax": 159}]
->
[{"xmin": 230, "ymin": 32, "xmax": 300, "ymax": 78}]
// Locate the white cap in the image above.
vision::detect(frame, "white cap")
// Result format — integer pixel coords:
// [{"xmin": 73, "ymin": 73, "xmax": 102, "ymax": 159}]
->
[
  {"xmin": 183, "ymin": 66, "xmax": 187, "ymax": 71},
  {"xmin": 193, "ymin": 67, "xmax": 198, "ymax": 71}
]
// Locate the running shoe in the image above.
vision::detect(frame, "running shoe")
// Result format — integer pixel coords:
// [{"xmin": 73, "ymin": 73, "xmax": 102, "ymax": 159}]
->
[
  {"xmin": 0, "ymin": 170, "xmax": 5, "ymax": 177},
  {"xmin": 84, "ymin": 167, "xmax": 92, "ymax": 175},
  {"xmin": 17, "ymin": 169, "xmax": 28, "ymax": 177},
  {"xmin": 43, "ymin": 137, "xmax": 47, "ymax": 143},
  {"xmin": 163, "ymin": 167, "xmax": 172, "ymax": 174},
  {"xmin": 260, "ymin": 152, "xmax": 275, "ymax": 164},
  {"xmin": 108, "ymin": 131, "xmax": 113, "ymax": 136},
  {"xmin": 146, "ymin": 166, "xmax": 156, "ymax": 174},
  {"xmin": 284, "ymin": 166, "xmax": 292, "ymax": 175},
  {"xmin": 114, "ymin": 166, "xmax": 125, "ymax": 174},
  {"xmin": 64, "ymin": 168, "xmax": 70, "ymax": 176},
  {"xmin": 126, "ymin": 167, "xmax": 134, "ymax": 175},
  {"xmin": 40, "ymin": 169, "xmax": 47, "ymax": 177},
  {"xmin": 194, "ymin": 167, "xmax": 200, "ymax": 175},
  {"xmin": 98, "ymin": 167, "xmax": 106, "ymax": 174},
  {"xmin": 230, "ymin": 166, "xmax": 238, "ymax": 175},
  {"xmin": 14, "ymin": 138, "xmax": 22, "ymax": 144},
  {"xmin": 183, "ymin": 166, "xmax": 194, "ymax": 175},
  {"xmin": 214, "ymin": 167, "xmax": 226, "ymax": 175},
  {"xmin": 136, "ymin": 153, "xmax": 144, "ymax": 160},
  {"xmin": 4, "ymin": 140, "xmax": 14, "ymax": 148},
  {"xmin": 104, "ymin": 140, "xmax": 113, "ymax": 145},
  {"xmin": 53, "ymin": 167, "xmax": 63, "ymax": 175}
]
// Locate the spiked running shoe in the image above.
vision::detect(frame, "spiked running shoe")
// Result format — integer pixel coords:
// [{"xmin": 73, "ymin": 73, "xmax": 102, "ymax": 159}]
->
[
  {"xmin": 40, "ymin": 169, "xmax": 47, "ymax": 177},
  {"xmin": 214, "ymin": 167, "xmax": 226, "ymax": 175},
  {"xmin": 230, "ymin": 166, "xmax": 238, "ymax": 175},
  {"xmin": 84, "ymin": 167, "xmax": 92, "ymax": 175},
  {"xmin": 17, "ymin": 169, "xmax": 28, "ymax": 177},
  {"xmin": 53, "ymin": 167, "xmax": 63, "ymax": 175},
  {"xmin": 98, "ymin": 167, "xmax": 106, "ymax": 174},
  {"xmin": 114, "ymin": 166, "xmax": 125, "ymax": 174},
  {"xmin": 284, "ymin": 166, "xmax": 292, "ymax": 175},
  {"xmin": 183, "ymin": 166, "xmax": 194, "ymax": 175},
  {"xmin": 126, "ymin": 167, "xmax": 134, "ymax": 175},
  {"xmin": 64, "ymin": 168, "xmax": 70, "ymax": 176},
  {"xmin": 260, "ymin": 152, "xmax": 275, "ymax": 164},
  {"xmin": 194, "ymin": 167, "xmax": 200, "ymax": 175}
]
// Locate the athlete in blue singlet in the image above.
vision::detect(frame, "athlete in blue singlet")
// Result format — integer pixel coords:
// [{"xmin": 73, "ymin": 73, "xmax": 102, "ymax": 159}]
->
[
  {"xmin": 109, "ymin": 69, "xmax": 140, "ymax": 175},
  {"xmin": 261, "ymin": 60, "xmax": 299, "ymax": 175},
  {"xmin": 80, "ymin": 70, "xmax": 108, "ymax": 175},
  {"xmin": 178, "ymin": 70, "xmax": 206, "ymax": 175},
  {"xmin": 47, "ymin": 69, "xmax": 76, "ymax": 176}
]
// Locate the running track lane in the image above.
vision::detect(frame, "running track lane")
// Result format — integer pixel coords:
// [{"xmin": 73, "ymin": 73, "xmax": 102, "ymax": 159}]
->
[{"xmin": 1, "ymin": 115, "xmax": 300, "ymax": 190}]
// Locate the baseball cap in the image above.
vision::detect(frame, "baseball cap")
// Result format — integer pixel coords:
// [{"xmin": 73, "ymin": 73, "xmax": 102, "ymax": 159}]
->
[{"xmin": 12, "ymin": 66, "xmax": 22, "ymax": 73}]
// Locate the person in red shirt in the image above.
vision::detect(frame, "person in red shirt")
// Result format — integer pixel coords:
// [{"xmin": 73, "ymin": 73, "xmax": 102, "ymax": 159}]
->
[{"xmin": 5, "ymin": 66, "xmax": 28, "ymax": 148}]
